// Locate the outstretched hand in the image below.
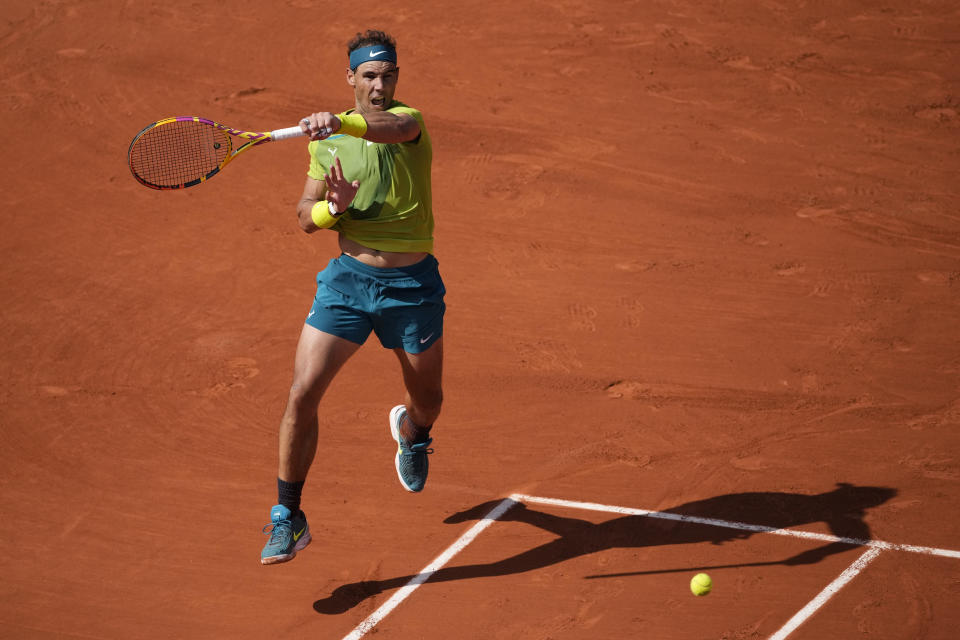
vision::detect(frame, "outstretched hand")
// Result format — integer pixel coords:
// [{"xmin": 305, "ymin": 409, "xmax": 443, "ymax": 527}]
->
[{"xmin": 324, "ymin": 156, "xmax": 360, "ymax": 213}]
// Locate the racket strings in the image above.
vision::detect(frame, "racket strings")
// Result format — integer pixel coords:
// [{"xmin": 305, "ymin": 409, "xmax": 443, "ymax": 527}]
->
[{"xmin": 130, "ymin": 120, "xmax": 231, "ymax": 188}]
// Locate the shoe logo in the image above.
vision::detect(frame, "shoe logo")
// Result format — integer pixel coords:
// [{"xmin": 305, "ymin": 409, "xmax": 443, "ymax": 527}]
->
[
  {"xmin": 419, "ymin": 333, "xmax": 434, "ymax": 344},
  {"xmin": 369, "ymin": 50, "xmax": 388, "ymax": 58},
  {"xmin": 293, "ymin": 526, "xmax": 306, "ymax": 541}
]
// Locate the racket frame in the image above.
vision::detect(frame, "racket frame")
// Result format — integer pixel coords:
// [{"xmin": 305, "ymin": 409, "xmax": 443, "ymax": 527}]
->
[{"xmin": 127, "ymin": 116, "xmax": 304, "ymax": 190}]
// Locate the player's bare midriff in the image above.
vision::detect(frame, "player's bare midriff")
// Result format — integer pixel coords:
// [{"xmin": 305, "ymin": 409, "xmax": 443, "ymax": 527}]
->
[{"xmin": 338, "ymin": 234, "xmax": 428, "ymax": 268}]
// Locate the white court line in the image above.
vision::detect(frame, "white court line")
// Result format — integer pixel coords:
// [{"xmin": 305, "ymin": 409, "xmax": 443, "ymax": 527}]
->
[
  {"xmin": 768, "ymin": 547, "xmax": 883, "ymax": 640},
  {"xmin": 343, "ymin": 493, "xmax": 959, "ymax": 639},
  {"xmin": 342, "ymin": 497, "xmax": 518, "ymax": 640},
  {"xmin": 512, "ymin": 494, "xmax": 960, "ymax": 559}
]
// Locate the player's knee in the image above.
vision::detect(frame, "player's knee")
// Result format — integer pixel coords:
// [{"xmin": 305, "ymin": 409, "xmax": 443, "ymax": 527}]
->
[{"xmin": 286, "ymin": 379, "xmax": 324, "ymax": 414}]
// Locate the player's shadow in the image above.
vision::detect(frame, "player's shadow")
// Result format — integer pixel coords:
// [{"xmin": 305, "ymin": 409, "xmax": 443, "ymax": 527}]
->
[{"xmin": 313, "ymin": 483, "xmax": 895, "ymax": 615}]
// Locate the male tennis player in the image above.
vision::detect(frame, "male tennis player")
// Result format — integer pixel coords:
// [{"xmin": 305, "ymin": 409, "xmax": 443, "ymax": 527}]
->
[{"xmin": 260, "ymin": 30, "xmax": 444, "ymax": 565}]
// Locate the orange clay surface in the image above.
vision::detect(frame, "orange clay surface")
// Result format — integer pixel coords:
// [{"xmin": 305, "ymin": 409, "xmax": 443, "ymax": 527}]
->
[{"xmin": 2, "ymin": 1, "xmax": 960, "ymax": 638}]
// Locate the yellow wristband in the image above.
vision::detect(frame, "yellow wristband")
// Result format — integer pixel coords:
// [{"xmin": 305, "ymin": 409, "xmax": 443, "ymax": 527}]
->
[
  {"xmin": 336, "ymin": 112, "xmax": 368, "ymax": 138},
  {"xmin": 310, "ymin": 201, "xmax": 340, "ymax": 228}
]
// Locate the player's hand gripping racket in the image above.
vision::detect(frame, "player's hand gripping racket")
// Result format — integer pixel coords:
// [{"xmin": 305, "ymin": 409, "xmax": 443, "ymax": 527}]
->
[{"xmin": 127, "ymin": 116, "xmax": 323, "ymax": 190}]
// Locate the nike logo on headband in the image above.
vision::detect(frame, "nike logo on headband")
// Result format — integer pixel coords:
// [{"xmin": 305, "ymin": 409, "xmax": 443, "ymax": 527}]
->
[{"xmin": 349, "ymin": 45, "xmax": 396, "ymax": 70}]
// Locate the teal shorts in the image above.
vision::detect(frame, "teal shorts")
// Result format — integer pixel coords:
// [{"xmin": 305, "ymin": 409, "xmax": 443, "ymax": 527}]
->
[{"xmin": 305, "ymin": 253, "xmax": 445, "ymax": 353}]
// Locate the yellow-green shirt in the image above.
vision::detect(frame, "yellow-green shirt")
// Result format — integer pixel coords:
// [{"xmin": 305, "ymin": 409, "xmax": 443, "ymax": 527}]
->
[{"xmin": 307, "ymin": 102, "xmax": 433, "ymax": 253}]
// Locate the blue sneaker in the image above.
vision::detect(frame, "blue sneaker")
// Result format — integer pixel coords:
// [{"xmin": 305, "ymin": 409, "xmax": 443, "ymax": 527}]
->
[
  {"xmin": 261, "ymin": 504, "xmax": 311, "ymax": 565},
  {"xmin": 389, "ymin": 404, "xmax": 434, "ymax": 492}
]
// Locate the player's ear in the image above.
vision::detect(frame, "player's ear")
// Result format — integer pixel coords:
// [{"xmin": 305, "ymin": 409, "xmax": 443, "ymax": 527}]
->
[{"xmin": 346, "ymin": 68, "xmax": 356, "ymax": 87}]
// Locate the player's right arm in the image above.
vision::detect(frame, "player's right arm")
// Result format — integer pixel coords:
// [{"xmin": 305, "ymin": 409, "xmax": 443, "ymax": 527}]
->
[{"xmin": 300, "ymin": 110, "xmax": 420, "ymax": 145}]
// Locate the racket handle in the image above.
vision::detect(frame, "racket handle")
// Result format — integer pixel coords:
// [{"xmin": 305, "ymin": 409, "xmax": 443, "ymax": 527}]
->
[{"xmin": 270, "ymin": 126, "xmax": 307, "ymax": 141}]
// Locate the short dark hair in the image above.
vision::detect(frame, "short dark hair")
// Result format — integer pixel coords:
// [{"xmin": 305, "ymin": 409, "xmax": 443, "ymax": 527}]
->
[{"xmin": 347, "ymin": 30, "xmax": 397, "ymax": 55}]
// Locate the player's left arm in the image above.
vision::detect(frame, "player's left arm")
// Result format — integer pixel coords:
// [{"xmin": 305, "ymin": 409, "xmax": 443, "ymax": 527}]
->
[
  {"xmin": 296, "ymin": 176, "xmax": 326, "ymax": 233},
  {"xmin": 296, "ymin": 156, "xmax": 359, "ymax": 233}
]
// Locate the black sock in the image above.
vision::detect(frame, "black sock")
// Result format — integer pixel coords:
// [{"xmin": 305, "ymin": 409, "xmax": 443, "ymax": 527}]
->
[
  {"xmin": 278, "ymin": 478, "xmax": 304, "ymax": 515},
  {"xmin": 403, "ymin": 416, "xmax": 433, "ymax": 444}
]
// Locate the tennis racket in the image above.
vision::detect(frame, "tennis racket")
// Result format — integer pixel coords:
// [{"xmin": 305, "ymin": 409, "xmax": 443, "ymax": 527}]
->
[{"xmin": 127, "ymin": 116, "xmax": 323, "ymax": 190}]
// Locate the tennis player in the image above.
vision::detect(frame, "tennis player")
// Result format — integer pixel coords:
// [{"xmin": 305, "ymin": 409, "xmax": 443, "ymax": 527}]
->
[{"xmin": 261, "ymin": 30, "xmax": 444, "ymax": 565}]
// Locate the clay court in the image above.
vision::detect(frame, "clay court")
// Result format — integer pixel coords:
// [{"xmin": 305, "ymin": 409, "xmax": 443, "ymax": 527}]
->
[{"xmin": 2, "ymin": 0, "xmax": 959, "ymax": 638}]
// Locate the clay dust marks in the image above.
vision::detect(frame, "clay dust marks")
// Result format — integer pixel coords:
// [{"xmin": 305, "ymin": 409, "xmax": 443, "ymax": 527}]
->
[
  {"xmin": 915, "ymin": 271, "xmax": 960, "ymax": 285},
  {"xmin": 616, "ymin": 295, "xmax": 647, "ymax": 330},
  {"xmin": 899, "ymin": 448, "xmax": 960, "ymax": 481},
  {"xmin": 604, "ymin": 380, "xmax": 823, "ymax": 413},
  {"xmin": 795, "ymin": 206, "xmax": 960, "ymax": 257},
  {"xmin": 39, "ymin": 385, "xmax": 75, "ymax": 397},
  {"xmin": 458, "ymin": 152, "xmax": 493, "ymax": 186},
  {"xmin": 213, "ymin": 86, "xmax": 268, "ymax": 102},
  {"xmin": 905, "ymin": 399, "xmax": 960, "ymax": 432},
  {"xmin": 912, "ymin": 97, "xmax": 960, "ymax": 123},
  {"xmin": 490, "ymin": 155, "xmax": 548, "ymax": 209},
  {"xmin": 769, "ymin": 72, "xmax": 805, "ymax": 95},
  {"xmin": 515, "ymin": 339, "xmax": 583, "ymax": 374},
  {"xmin": 846, "ymin": 555, "xmax": 937, "ymax": 639},
  {"xmin": 568, "ymin": 302, "xmax": 598, "ymax": 333},
  {"xmin": 55, "ymin": 47, "xmax": 87, "ymax": 58},
  {"xmin": 542, "ymin": 437, "xmax": 651, "ymax": 479},
  {"xmin": 521, "ymin": 240, "xmax": 561, "ymax": 271},
  {"xmin": 578, "ymin": 155, "xmax": 726, "ymax": 203},
  {"xmin": 450, "ymin": 125, "xmax": 553, "ymax": 215},
  {"xmin": 773, "ymin": 261, "xmax": 807, "ymax": 277},
  {"xmin": 196, "ymin": 356, "xmax": 261, "ymax": 398},
  {"xmin": 613, "ymin": 261, "xmax": 658, "ymax": 274}
]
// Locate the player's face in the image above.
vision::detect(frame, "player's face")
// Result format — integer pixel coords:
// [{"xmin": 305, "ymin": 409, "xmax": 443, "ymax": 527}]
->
[{"xmin": 348, "ymin": 61, "xmax": 399, "ymax": 113}]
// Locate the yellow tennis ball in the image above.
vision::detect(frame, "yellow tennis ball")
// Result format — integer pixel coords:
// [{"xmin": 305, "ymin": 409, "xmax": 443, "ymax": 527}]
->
[{"xmin": 690, "ymin": 572, "xmax": 712, "ymax": 596}]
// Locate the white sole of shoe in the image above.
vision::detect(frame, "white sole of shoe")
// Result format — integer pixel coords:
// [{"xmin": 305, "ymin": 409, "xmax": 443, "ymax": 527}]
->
[{"xmin": 389, "ymin": 404, "xmax": 419, "ymax": 492}]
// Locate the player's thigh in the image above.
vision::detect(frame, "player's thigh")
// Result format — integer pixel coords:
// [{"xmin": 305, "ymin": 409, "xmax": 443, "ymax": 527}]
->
[
  {"xmin": 290, "ymin": 323, "xmax": 362, "ymax": 401},
  {"xmin": 393, "ymin": 337, "xmax": 443, "ymax": 405}
]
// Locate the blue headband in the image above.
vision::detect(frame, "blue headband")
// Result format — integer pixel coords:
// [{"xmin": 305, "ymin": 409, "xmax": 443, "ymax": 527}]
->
[{"xmin": 349, "ymin": 45, "xmax": 397, "ymax": 70}]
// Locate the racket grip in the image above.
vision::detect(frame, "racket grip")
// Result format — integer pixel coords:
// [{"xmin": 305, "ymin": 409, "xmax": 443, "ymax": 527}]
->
[{"xmin": 270, "ymin": 126, "xmax": 307, "ymax": 141}]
